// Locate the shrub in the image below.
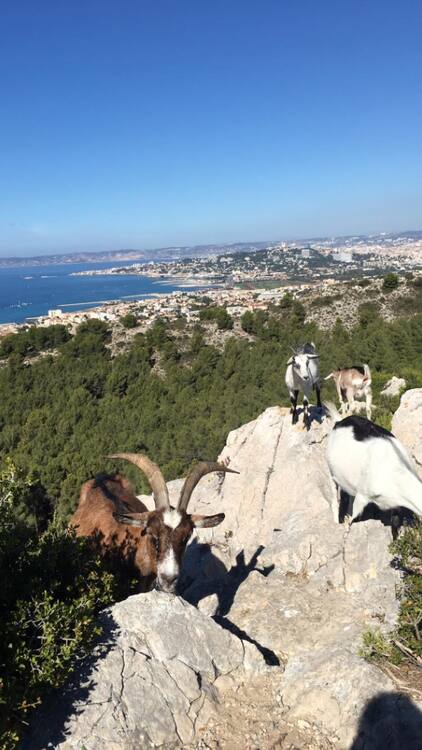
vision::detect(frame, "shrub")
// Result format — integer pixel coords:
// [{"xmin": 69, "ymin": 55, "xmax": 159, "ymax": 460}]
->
[
  {"xmin": 0, "ymin": 325, "xmax": 71, "ymax": 360},
  {"xmin": 310, "ymin": 294, "xmax": 341, "ymax": 307},
  {"xmin": 278, "ymin": 292, "xmax": 294, "ymax": 309},
  {"xmin": 240, "ymin": 310, "xmax": 254, "ymax": 333},
  {"xmin": 382, "ymin": 273, "xmax": 400, "ymax": 293},
  {"xmin": 0, "ymin": 462, "xmax": 123, "ymax": 748},
  {"xmin": 358, "ymin": 302, "xmax": 380, "ymax": 327},
  {"xmin": 120, "ymin": 313, "xmax": 138, "ymax": 329},
  {"xmin": 76, "ymin": 318, "xmax": 111, "ymax": 341},
  {"xmin": 199, "ymin": 306, "xmax": 233, "ymax": 330},
  {"xmin": 215, "ymin": 308, "xmax": 233, "ymax": 330},
  {"xmin": 390, "ymin": 524, "xmax": 422, "ymax": 658},
  {"xmin": 361, "ymin": 524, "xmax": 422, "ymax": 666}
]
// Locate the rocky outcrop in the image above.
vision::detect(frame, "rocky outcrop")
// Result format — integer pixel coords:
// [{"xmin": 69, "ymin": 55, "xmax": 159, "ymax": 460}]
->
[
  {"xmin": 23, "ymin": 395, "xmax": 422, "ymax": 749},
  {"xmin": 21, "ymin": 592, "xmax": 266, "ymax": 750},
  {"xmin": 380, "ymin": 376, "xmax": 407, "ymax": 398},
  {"xmin": 143, "ymin": 405, "xmax": 414, "ymax": 747},
  {"xmin": 392, "ymin": 388, "xmax": 422, "ymax": 475},
  {"xmin": 179, "ymin": 406, "xmax": 405, "ymax": 747}
]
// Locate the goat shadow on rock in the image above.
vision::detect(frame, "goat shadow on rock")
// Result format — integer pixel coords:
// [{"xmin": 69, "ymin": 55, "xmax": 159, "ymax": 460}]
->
[
  {"xmin": 350, "ymin": 691, "xmax": 422, "ymax": 750},
  {"xmin": 292, "ymin": 404, "xmax": 326, "ymax": 429},
  {"xmin": 180, "ymin": 541, "xmax": 280, "ymax": 666},
  {"xmin": 19, "ymin": 611, "xmax": 119, "ymax": 750}
]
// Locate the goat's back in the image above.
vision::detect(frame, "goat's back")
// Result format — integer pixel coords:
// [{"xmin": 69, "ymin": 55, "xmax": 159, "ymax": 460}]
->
[{"xmin": 71, "ymin": 473, "xmax": 148, "ymax": 542}]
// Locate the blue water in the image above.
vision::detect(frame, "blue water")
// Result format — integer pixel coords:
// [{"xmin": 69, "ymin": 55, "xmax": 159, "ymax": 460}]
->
[{"xmin": 0, "ymin": 262, "xmax": 208, "ymax": 324}]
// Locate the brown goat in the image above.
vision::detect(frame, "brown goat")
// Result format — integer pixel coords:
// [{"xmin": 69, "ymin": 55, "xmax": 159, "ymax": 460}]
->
[
  {"xmin": 325, "ymin": 364, "xmax": 372, "ymax": 419},
  {"xmin": 71, "ymin": 454, "xmax": 236, "ymax": 593}
]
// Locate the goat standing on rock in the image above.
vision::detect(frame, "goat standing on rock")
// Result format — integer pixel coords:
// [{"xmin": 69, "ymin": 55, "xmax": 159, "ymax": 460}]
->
[
  {"xmin": 71, "ymin": 454, "xmax": 236, "ymax": 593},
  {"xmin": 325, "ymin": 364, "xmax": 372, "ymax": 419},
  {"xmin": 285, "ymin": 342, "xmax": 322, "ymax": 428},
  {"xmin": 326, "ymin": 404, "xmax": 422, "ymax": 526}
]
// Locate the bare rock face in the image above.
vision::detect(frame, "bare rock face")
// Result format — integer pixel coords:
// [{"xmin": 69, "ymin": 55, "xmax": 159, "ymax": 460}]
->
[
  {"xmin": 21, "ymin": 592, "xmax": 265, "ymax": 750},
  {"xmin": 180, "ymin": 406, "xmax": 414, "ymax": 747},
  {"xmin": 391, "ymin": 388, "xmax": 422, "ymax": 475},
  {"xmin": 380, "ymin": 376, "xmax": 407, "ymax": 397}
]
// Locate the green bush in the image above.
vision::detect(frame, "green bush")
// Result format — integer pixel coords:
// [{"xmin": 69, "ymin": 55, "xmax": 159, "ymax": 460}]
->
[
  {"xmin": 0, "ymin": 462, "xmax": 124, "ymax": 748},
  {"xmin": 361, "ymin": 524, "xmax": 422, "ymax": 667},
  {"xmin": 199, "ymin": 306, "xmax": 233, "ymax": 330},
  {"xmin": 310, "ymin": 294, "xmax": 341, "ymax": 307},
  {"xmin": 390, "ymin": 524, "xmax": 422, "ymax": 658},
  {"xmin": 382, "ymin": 272, "xmax": 400, "ymax": 293},
  {"xmin": 120, "ymin": 313, "xmax": 138, "ymax": 329},
  {"xmin": 358, "ymin": 301, "xmax": 380, "ymax": 327},
  {"xmin": 240, "ymin": 310, "xmax": 254, "ymax": 333},
  {"xmin": 0, "ymin": 325, "xmax": 71, "ymax": 359}
]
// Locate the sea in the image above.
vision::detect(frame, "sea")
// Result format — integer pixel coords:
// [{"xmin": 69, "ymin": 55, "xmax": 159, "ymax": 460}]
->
[{"xmin": 0, "ymin": 262, "xmax": 211, "ymax": 325}]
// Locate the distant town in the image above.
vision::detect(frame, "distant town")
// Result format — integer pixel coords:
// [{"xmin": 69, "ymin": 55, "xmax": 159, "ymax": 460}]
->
[
  {"xmin": 71, "ymin": 233, "xmax": 422, "ymax": 287},
  {"xmin": 0, "ymin": 232, "xmax": 420, "ymax": 342},
  {"xmin": 1, "ymin": 230, "xmax": 421, "ymax": 268}
]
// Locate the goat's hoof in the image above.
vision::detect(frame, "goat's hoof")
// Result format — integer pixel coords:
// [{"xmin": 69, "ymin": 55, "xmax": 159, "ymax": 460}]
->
[{"xmin": 344, "ymin": 514, "xmax": 353, "ymax": 527}]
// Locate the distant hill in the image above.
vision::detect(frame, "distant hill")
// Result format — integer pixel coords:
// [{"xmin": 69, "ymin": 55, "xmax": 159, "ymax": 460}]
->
[
  {"xmin": 0, "ymin": 242, "xmax": 272, "ymax": 268},
  {"xmin": 0, "ymin": 231, "xmax": 421, "ymax": 267}
]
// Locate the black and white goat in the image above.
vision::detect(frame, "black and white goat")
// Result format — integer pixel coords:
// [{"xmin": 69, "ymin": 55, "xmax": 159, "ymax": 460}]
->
[
  {"xmin": 285, "ymin": 342, "xmax": 322, "ymax": 428},
  {"xmin": 326, "ymin": 403, "xmax": 422, "ymax": 525}
]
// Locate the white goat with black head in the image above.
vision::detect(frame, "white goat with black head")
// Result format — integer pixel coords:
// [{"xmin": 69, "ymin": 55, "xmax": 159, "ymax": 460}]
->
[
  {"xmin": 285, "ymin": 342, "xmax": 322, "ymax": 428},
  {"xmin": 326, "ymin": 404, "xmax": 422, "ymax": 526}
]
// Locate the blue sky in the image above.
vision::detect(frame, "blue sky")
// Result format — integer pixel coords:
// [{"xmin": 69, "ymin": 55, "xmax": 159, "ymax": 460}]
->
[{"xmin": 0, "ymin": 1, "xmax": 421, "ymax": 256}]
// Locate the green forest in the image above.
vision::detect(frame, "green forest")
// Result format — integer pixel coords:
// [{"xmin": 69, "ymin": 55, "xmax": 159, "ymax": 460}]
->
[
  {"xmin": 0, "ymin": 294, "xmax": 421, "ymax": 747},
  {"xmin": 0, "ymin": 298, "xmax": 421, "ymax": 523}
]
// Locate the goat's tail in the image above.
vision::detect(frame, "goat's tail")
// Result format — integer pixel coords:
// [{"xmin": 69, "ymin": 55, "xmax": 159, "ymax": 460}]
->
[
  {"xmin": 324, "ymin": 401, "xmax": 342, "ymax": 423},
  {"xmin": 363, "ymin": 363, "xmax": 371, "ymax": 382},
  {"xmin": 324, "ymin": 372, "xmax": 335, "ymax": 381}
]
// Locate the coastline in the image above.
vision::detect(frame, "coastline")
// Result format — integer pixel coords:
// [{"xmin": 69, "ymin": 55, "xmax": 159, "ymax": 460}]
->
[
  {"xmin": 0, "ymin": 262, "xmax": 222, "ymax": 328},
  {"xmin": 70, "ymin": 268, "xmax": 223, "ymax": 287}
]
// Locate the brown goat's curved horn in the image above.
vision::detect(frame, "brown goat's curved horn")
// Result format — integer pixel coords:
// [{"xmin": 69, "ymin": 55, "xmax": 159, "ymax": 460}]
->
[
  {"xmin": 106, "ymin": 453, "xmax": 170, "ymax": 510},
  {"xmin": 178, "ymin": 462, "xmax": 239, "ymax": 512}
]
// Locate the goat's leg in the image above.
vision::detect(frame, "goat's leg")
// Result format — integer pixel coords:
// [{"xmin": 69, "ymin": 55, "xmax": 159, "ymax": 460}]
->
[
  {"xmin": 339, "ymin": 386, "xmax": 348, "ymax": 415},
  {"xmin": 345, "ymin": 387, "xmax": 356, "ymax": 414},
  {"xmin": 391, "ymin": 512, "xmax": 402, "ymax": 541},
  {"xmin": 339, "ymin": 489, "xmax": 353, "ymax": 524},
  {"xmin": 335, "ymin": 381, "xmax": 343, "ymax": 411},
  {"xmin": 303, "ymin": 395, "xmax": 310, "ymax": 429},
  {"xmin": 350, "ymin": 492, "xmax": 368, "ymax": 523},
  {"xmin": 290, "ymin": 389, "xmax": 299, "ymax": 425},
  {"xmin": 329, "ymin": 479, "xmax": 340, "ymax": 522},
  {"xmin": 315, "ymin": 383, "xmax": 322, "ymax": 409},
  {"xmin": 365, "ymin": 389, "xmax": 372, "ymax": 420}
]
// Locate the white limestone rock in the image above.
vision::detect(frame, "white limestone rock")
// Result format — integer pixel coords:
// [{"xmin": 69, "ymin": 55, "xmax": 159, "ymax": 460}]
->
[
  {"xmin": 391, "ymin": 387, "xmax": 422, "ymax": 475},
  {"xmin": 380, "ymin": 376, "xmax": 407, "ymax": 398},
  {"xmin": 21, "ymin": 592, "xmax": 264, "ymax": 750}
]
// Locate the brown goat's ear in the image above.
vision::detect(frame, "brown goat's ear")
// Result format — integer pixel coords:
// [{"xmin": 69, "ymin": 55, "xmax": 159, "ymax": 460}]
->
[
  {"xmin": 114, "ymin": 511, "xmax": 150, "ymax": 529},
  {"xmin": 191, "ymin": 512, "xmax": 225, "ymax": 528}
]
